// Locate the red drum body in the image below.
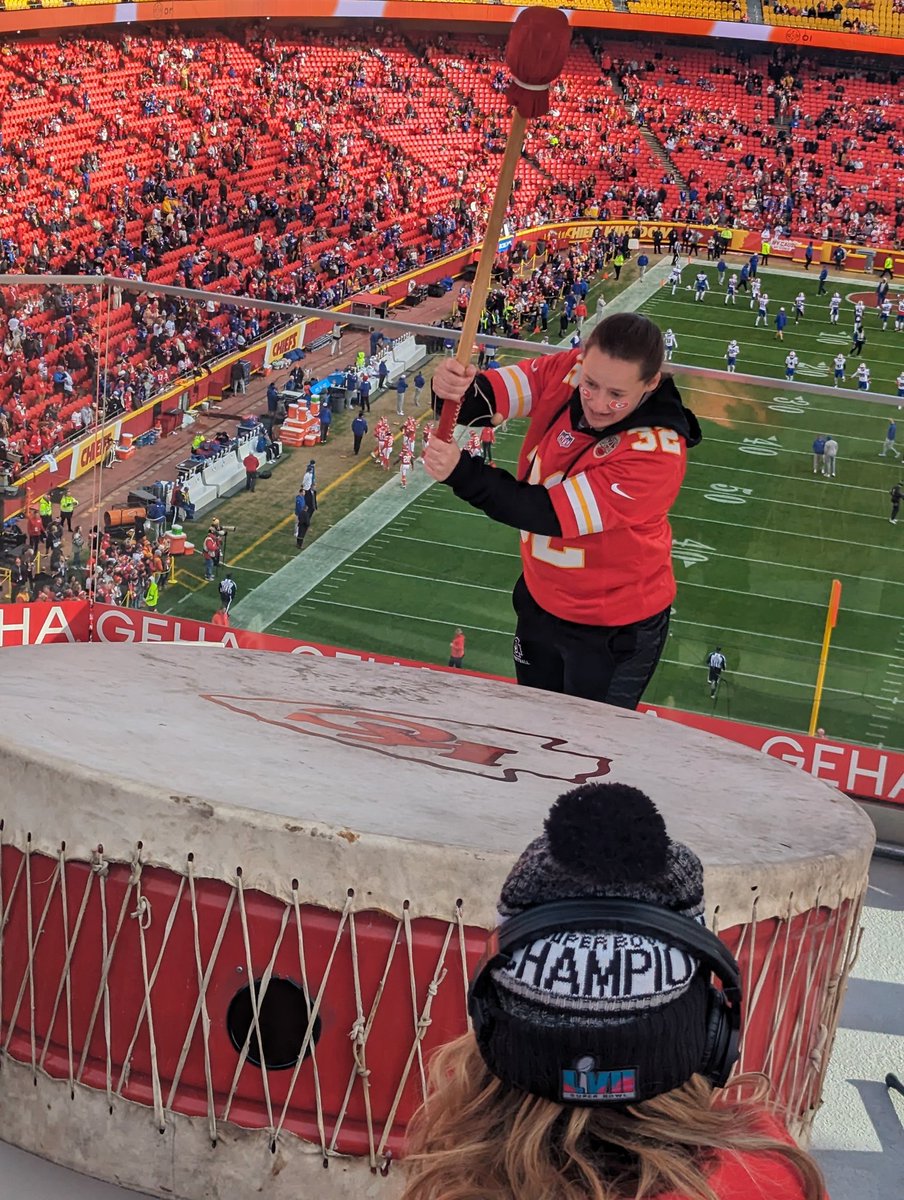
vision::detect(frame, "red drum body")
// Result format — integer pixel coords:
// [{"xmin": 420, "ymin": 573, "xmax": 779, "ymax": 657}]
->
[
  {"xmin": 0, "ymin": 849, "xmax": 480, "ymax": 1161},
  {"xmin": 0, "ymin": 646, "xmax": 874, "ymax": 1198}
]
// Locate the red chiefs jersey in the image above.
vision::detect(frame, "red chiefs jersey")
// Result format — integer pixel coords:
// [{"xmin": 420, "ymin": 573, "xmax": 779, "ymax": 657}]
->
[{"xmin": 482, "ymin": 348, "xmax": 689, "ymax": 626}]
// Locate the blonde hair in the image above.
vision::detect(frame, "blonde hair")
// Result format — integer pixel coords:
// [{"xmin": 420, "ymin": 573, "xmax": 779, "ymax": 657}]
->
[{"xmin": 400, "ymin": 1035, "xmax": 825, "ymax": 1200}]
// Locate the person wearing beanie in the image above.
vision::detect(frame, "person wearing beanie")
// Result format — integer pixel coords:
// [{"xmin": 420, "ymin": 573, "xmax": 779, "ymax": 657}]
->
[{"xmin": 401, "ymin": 783, "xmax": 826, "ymax": 1200}]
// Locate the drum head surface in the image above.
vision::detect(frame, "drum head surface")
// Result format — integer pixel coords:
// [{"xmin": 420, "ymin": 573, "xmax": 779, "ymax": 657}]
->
[{"xmin": 0, "ymin": 644, "xmax": 874, "ymax": 926}]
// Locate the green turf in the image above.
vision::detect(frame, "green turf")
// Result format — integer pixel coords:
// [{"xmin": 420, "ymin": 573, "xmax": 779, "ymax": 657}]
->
[
  {"xmin": 177, "ymin": 262, "xmax": 904, "ymax": 750},
  {"xmin": 643, "ymin": 262, "xmax": 903, "ymax": 394}
]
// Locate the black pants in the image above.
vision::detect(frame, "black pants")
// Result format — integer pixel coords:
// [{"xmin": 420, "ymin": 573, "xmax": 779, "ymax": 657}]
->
[
  {"xmin": 353, "ymin": 433, "xmax": 363, "ymax": 455},
  {"xmin": 448, "ymin": 656, "xmax": 463, "ymax": 669},
  {"xmin": 245, "ymin": 472, "xmax": 257, "ymax": 491},
  {"xmin": 892, "ymin": 499, "xmax": 901, "ymax": 521},
  {"xmin": 511, "ymin": 576, "xmax": 670, "ymax": 710},
  {"xmin": 61, "ymin": 512, "xmax": 73, "ymax": 532}
]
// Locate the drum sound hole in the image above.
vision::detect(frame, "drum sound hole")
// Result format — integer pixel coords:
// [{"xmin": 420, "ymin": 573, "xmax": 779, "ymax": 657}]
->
[{"xmin": 226, "ymin": 978, "xmax": 320, "ymax": 1070}]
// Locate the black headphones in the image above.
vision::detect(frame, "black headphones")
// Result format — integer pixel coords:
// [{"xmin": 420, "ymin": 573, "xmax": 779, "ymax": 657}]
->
[{"xmin": 468, "ymin": 899, "xmax": 741, "ymax": 1104}]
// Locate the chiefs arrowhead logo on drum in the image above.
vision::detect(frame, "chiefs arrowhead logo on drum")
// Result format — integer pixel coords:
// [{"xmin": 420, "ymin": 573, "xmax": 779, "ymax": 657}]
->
[{"xmin": 202, "ymin": 697, "xmax": 612, "ymax": 785}]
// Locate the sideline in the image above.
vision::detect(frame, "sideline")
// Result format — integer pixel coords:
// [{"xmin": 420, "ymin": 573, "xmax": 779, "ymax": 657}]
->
[{"xmin": 230, "ymin": 461, "xmax": 437, "ymax": 630}]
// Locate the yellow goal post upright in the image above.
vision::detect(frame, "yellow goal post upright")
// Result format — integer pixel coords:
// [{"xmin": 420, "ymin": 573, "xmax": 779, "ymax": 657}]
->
[{"xmin": 809, "ymin": 579, "xmax": 842, "ymax": 736}]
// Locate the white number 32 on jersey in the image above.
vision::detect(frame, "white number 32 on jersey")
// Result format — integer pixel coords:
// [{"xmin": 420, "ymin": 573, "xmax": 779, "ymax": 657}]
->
[{"xmin": 630, "ymin": 427, "xmax": 681, "ymax": 454}]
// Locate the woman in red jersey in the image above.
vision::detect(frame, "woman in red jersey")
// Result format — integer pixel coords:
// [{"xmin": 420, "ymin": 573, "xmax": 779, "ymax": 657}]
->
[{"xmin": 424, "ymin": 313, "xmax": 701, "ymax": 710}]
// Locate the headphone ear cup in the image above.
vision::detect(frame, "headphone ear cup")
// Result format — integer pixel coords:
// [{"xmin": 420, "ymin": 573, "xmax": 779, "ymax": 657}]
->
[{"xmin": 699, "ymin": 986, "xmax": 739, "ymax": 1087}]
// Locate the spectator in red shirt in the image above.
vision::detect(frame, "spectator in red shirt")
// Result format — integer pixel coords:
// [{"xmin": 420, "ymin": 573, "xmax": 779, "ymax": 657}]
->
[
  {"xmin": 448, "ymin": 628, "xmax": 466, "ymax": 669},
  {"xmin": 243, "ymin": 452, "xmax": 259, "ymax": 493},
  {"xmin": 425, "ymin": 313, "xmax": 701, "ymax": 710},
  {"xmin": 211, "ymin": 605, "xmax": 231, "ymax": 628},
  {"xmin": 480, "ymin": 423, "xmax": 495, "ymax": 465},
  {"xmin": 203, "ymin": 531, "xmax": 219, "ymax": 581}
]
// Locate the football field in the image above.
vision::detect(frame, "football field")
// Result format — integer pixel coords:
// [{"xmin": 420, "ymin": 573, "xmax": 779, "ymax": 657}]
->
[{"xmin": 178, "ymin": 262, "xmax": 904, "ymax": 750}]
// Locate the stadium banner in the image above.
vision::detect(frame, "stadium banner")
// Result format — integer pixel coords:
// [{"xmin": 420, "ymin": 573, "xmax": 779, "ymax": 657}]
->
[
  {"xmin": 0, "ymin": 602, "xmax": 90, "ymax": 648},
  {"xmin": 638, "ymin": 704, "xmax": 904, "ymax": 806},
  {"xmin": 0, "ymin": 601, "xmax": 901, "ymax": 804},
  {"xmin": 264, "ymin": 322, "xmax": 306, "ymax": 367},
  {"xmin": 68, "ymin": 421, "xmax": 122, "ymax": 483},
  {"xmin": 0, "ymin": 3, "xmax": 901, "ymax": 60}
]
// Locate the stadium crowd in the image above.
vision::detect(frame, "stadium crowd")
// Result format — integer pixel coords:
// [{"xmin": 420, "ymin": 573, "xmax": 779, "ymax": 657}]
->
[{"xmin": 1, "ymin": 26, "xmax": 903, "ymax": 483}]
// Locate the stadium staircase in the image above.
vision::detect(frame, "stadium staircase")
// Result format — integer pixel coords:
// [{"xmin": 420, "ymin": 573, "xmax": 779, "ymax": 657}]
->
[
  {"xmin": 638, "ymin": 126, "xmax": 688, "ymax": 190},
  {"xmin": 608, "ymin": 70, "xmax": 689, "ymax": 191},
  {"xmin": 746, "ymin": 0, "xmax": 765, "ymax": 21}
]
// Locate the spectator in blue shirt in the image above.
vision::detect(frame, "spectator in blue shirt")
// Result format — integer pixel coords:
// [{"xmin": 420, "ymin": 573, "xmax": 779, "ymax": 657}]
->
[
  {"xmin": 396, "ymin": 374, "xmax": 408, "ymax": 416},
  {"xmin": 413, "ymin": 371, "xmax": 426, "ymax": 406},
  {"xmin": 358, "ymin": 376, "xmax": 371, "ymax": 412},
  {"xmin": 351, "ymin": 412, "xmax": 368, "ymax": 455}
]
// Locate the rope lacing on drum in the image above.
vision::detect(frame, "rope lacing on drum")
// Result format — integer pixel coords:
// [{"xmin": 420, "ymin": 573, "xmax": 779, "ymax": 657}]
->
[
  {"xmin": 75, "ymin": 845, "xmax": 142, "ymax": 1114},
  {"xmin": 374, "ymin": 907, "xmax": 458, "ymax": 1164},
  {"xmin": 3, "ymin": 843, "xmax": 473, "ymax": 1163},
  {"xmin": 166, "ymin": 857, "xmax": 236, "ymax": 1146},
  {"xmin": 272, "ymin": 887, "xmax": 354, "ymax": 1163},
  {"xmin": 222, "ymin": 867, "xmax": 291, "ymax": 1152},
  {"xmin": 130, "ymin": 896, "xmax": 152, "ymax": 930},
  {"xmin": 348, "ymin": 1017, "xmax": 370, "ymax": 1079}
]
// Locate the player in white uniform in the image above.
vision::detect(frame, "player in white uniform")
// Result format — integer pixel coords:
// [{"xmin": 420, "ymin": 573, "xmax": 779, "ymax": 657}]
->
[
  {"xmin": 829, "ymin": 293, "xmax": 842, "ymax": 324},
  {"xmin": 725, "ymin": 274, "xmax": 738, "ymax": 305},
  {"xmin": 755, "ymin": 292, "xmax": 770, "ymax": 326},
  {"xmin": 725, "ymin": 339, "xmax": 740, "ymax": 372},
  {"xmin": 897, "ymin": 371, "xmax": 904, "ymax": 401},
  {"xmin": 880, "ymin": 298, "xmax": 893, "ymax": 330},
  {"xmin": 669, "ymin": 264, "xmax": 682, "ymax": 294},
  {"xmin": 793, "ymin": 292, "xmax": 806, "ymax": 323},
  {"xmin": 785, "ymin": 350, "xmax": 799, "ymax": 380},
  {"xmin": 833, "ymin": 353, "xmax": 846, "ymax": 386},
  {"xmin": 694, "ymin": 272, "xmax": 709, "ymax": 302},
  {"xmin": 896, "ymin": 298, "xmax": 904, "ymax": 332},
  {"xmin": 664, "ymin": 328, "xmax": 678, "ymax": 361},
  {"xmin": 853, "ymin": 300, "xmax": 865, "ymax": 330},
  {"xmin": 749, "ymin": 277, "xmax": 762, "ymax": 309},
  {"xmin": 855, "ymin": 363, "xmax": 871, "ymax": 391}
]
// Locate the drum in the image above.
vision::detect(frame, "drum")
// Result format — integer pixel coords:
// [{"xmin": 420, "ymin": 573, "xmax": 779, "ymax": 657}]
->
[{"xmin": 0, "ymin": 645, "xmax": 874, "ymax": 1200}]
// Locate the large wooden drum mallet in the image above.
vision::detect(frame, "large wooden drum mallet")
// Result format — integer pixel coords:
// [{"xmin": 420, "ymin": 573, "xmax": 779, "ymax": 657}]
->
[
  {"xmin": 0, "ymin": 645, "xmax": 874, "ymax": 1199},
  {"xmin": 436, "ymin": 7, "xmax": 572, "ymax": 442}
]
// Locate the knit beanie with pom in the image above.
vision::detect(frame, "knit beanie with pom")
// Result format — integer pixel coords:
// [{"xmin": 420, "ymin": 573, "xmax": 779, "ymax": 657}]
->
[{"xmin": 474, "ymin": 782, "xmax": 716, "ymax": 1104}]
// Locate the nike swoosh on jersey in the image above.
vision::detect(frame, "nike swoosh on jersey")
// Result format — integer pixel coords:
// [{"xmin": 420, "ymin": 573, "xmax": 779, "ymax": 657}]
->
[{"xmin": 610, "ymin": 482, "xmax": 635, "ymax": 500}]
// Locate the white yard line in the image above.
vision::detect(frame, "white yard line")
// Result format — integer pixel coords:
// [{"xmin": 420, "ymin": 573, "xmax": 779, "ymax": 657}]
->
[{"xmin": 378, "ymin": 527, "xmax": 904, "ymax": 594}]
